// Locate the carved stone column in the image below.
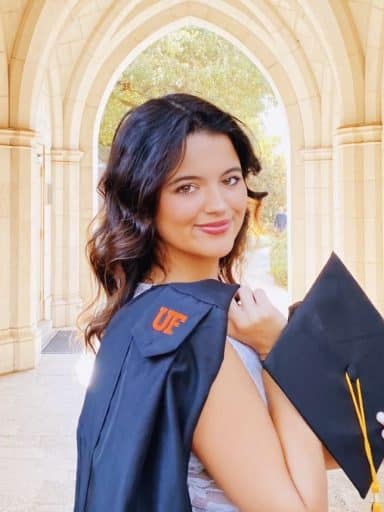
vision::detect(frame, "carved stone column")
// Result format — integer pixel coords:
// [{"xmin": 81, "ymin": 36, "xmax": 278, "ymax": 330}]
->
[
  {"xmin": 334, "ymin": 124, "xmax": 383, "ymax": 312},
  {"xmin": 302, "ymin": 146, "xmax": 333, "ymax": 287},
  {"xmin": 0, "ymin": 129, "xmax": 44, "ymax": 373},
  {"xmin": 51, "ymin": 149, "xmax": 83, "ymax": 327}
]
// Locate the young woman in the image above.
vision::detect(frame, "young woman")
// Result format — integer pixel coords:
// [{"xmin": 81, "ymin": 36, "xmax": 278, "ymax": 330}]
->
[{"xmin": 78, "ymin": 93, "xmax": 381, "ymax": 512}]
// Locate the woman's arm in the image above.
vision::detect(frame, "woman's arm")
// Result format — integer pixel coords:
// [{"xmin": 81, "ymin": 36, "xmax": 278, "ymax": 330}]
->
[
  {"xmin": 192, "ymin": 341, "xmax": 328, "ymax": 512},
  {"xmin": 227, "ymin": 286, "xmax": 344, "ymax": 474},
  {"xmin": 262, "ymin": 369, "xmax": 328, "ymax": 508}
]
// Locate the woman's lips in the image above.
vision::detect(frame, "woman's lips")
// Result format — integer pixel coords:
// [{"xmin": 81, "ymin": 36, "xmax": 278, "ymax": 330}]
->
[{"xmin": 195, "ymin": 220, "xmax": 231, "ymax": 235}]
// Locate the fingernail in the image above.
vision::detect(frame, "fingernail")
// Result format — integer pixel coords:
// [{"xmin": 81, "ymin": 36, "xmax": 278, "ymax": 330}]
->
[{"xmin": 376, "ymin": 411, "xmax": 384, "ymax": 423}]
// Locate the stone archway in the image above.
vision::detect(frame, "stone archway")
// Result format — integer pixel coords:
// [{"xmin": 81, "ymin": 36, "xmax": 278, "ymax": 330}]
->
[
  {"xmin": 9, "ymin": 1, "xmax": 79, "ymax": 129},
  {"xmin": 65, "ymin": 1, "xmax": 325, "ymax": 306},
  {"xmin": 2, "ymin": 0, "xmax": 384, "ymax": 374}
]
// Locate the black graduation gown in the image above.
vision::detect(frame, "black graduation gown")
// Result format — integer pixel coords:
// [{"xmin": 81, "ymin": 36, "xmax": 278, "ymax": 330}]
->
[{"xmin": 74, "ymin": 279, "xmax": 239, "ymax": 511}]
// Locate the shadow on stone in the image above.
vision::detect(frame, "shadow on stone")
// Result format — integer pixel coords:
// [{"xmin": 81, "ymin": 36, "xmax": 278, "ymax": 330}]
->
[{"xmin": 42, "ymin": 331, "xmax": 83, "ymax": 354}]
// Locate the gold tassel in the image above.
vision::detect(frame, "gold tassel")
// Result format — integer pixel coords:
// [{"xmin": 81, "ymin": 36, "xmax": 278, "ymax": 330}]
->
[{"xmin": 345, "ymin": 374, "xmax": 381, "ymax": 511}]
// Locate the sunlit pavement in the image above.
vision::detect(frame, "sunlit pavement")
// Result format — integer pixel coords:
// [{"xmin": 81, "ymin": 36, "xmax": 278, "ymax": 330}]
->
[
  {"xmin": 0, "ymin": 354, "xmax": 87, "ymax": 512},
  {"xmin": 0, "ymin": 248, "xmax": 382, "ymax": 511}
]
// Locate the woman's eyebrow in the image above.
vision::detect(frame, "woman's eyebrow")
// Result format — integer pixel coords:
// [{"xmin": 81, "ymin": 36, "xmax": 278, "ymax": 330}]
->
[
  {"xmin": 222, "ymin": 166, "xmax": 242, "ymax": 175},
  {"xmin": 168, "ymin": 174, "xmax": 202, "ymax": 186},
  {"xmin": 168, "ymin": 167, "xmax": 242, "ymax": 186}
]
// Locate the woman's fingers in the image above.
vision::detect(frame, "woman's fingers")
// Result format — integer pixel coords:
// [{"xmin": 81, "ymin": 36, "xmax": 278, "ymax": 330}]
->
[
  {"xmin": 229, "ymin": 287, "xmax": 257, "ymax": 323},
  {"xmin": 235, "ymin": 286, "xmax": 257, "ymax": 309},
  {"xmin": 377, "ymin": 411, "xmax": 384, "ymax": 439},
  {"xmin": 252, "ymin": 288, "xmax": 269, "ymax": 304},
  {"xmin": 228, "ymin": 286, "xmax": 285, "ymax": 355},
  {"xmin": 230, "ymin": 286, "xmax": 271, "ymax": 311}
]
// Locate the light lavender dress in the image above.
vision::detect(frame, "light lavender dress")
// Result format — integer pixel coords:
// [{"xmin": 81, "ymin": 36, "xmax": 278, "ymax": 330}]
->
[{"xmin": 134, "ymin": 283, "xmax": 267, "ymax": 511}]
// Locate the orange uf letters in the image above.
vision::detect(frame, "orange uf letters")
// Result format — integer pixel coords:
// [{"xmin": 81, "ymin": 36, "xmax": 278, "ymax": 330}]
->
[{"xmin": 152, "ymin": 307, "xmax": 188, "ymax": 335}]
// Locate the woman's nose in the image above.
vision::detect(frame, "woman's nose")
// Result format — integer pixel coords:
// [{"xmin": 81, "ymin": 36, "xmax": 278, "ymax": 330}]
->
[{"xmin": 204, "ymin": 186, "xmax": 227, "ymax": 213}]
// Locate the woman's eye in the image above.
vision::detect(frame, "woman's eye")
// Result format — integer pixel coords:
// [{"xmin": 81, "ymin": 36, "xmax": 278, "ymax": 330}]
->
[
  {"xmin": 175, "ymin": 184, "xmax": 197, "ymax": 194},
  {"xmin": 223, "ymin": 176, "xmax": 242, "ymax": 186}
]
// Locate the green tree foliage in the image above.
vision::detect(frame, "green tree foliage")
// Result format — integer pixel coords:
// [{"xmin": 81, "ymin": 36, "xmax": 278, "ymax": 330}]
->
[
  {"xmin": 99, "ymin": 26, "xmax": 287, "ymax": 230},
  {"xmin": 246, "ymin": 132, "xmax": 287, "ymax": 231}
]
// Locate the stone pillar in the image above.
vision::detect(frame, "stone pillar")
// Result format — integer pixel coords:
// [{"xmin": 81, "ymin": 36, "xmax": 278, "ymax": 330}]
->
[
  {"xmin": 78, "ymin": 146, "xmax": 97, "ymax": 313},
  {"xmin": 51, "ymin": 149, "xmax": 83, "ymax": 327},
  {"xmin": 0, "ymin": 129, "xmax": 43, "ymax": 373},
  {"xmin": 302, "ymin": 147, "xmax": 333, "ymax": 287},
  {"xmin": 289, "ymin": 150, "xmax": 306, "ymax": 302},
  {"xmin": 334, "ymin": 124, "xmax": 383, "ymax": 313}
]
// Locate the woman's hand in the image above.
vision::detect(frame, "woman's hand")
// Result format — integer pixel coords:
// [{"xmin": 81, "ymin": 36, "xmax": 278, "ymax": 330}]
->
[
  {"xmin": 377, "ymin": 411, "xmax": 384, "ymax": 439},
  {"xmin": 227, "ymin": 286, "xmax": 287, "ymax": 359}
]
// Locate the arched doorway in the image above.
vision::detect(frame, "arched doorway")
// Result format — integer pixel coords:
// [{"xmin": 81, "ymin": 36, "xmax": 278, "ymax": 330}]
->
[{"xmin": 96, "ymin": 25, "xmax": 290, "ymax": 310}]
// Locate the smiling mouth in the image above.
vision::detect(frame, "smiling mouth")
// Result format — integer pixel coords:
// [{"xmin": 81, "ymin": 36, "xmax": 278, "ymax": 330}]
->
[{"xmin": 195, "ymin": 220, "xmax": 231, "ymax": 234}]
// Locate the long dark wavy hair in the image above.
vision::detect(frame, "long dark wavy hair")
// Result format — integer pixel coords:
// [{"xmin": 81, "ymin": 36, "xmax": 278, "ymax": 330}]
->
[{"xmin": 79, "ymin": 93, "xmax": 264, "ymax": 352}]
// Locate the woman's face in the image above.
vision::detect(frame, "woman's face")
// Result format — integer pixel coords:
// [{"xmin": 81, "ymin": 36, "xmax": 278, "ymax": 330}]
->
[{"xmin": 155, "ymin": 131, "xmax": 248, "ymax": 266}]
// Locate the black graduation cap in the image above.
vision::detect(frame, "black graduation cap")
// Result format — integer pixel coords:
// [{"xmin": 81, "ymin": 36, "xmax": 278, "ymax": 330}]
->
[{"xmin": 263, "ymin": 252, "xmax": 384, "ymax": 506}]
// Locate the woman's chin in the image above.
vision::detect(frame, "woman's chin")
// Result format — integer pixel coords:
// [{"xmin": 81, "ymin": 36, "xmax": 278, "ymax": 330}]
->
[{"xmin": 192, "ymin": 240, "xmax": 235, "ymax": 259}]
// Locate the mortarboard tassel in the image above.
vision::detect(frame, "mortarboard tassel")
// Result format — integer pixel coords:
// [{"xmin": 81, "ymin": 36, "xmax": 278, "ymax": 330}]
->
[{"xmin": 345, "ymin": 373, "xmax": 382, "ymax": 511}]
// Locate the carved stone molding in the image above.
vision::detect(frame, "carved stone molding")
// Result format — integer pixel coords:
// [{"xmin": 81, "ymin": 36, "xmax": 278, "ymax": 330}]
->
[
  {"xmin": 50, "ymin": 148, "xmax": 84, "ymax": 163},
  {"xmin": 301, "ymin": 147, "xmax": 333, "ymax": 161},
  {"xmin": 0, "ymin": 128, "xmax": 42, "ymax": 148},
  {"xmin": 335, "ymin": 124, "xmax": 382, "ymax": 147}
]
